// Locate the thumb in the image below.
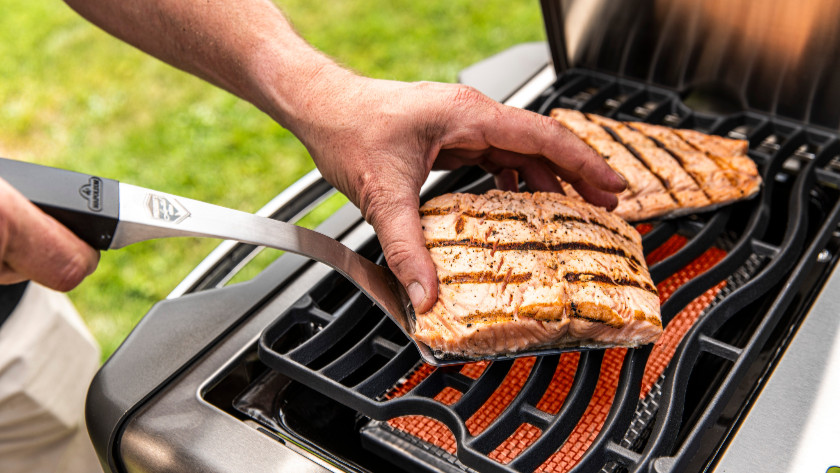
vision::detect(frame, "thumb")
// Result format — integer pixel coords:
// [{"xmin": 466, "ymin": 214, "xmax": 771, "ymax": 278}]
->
[{"xmin": 368, "ymin": 197, "xmax": 438, "ymax": 314}]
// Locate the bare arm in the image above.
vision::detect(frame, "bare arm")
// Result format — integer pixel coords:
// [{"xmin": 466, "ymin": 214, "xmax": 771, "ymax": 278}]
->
[
  {"xmin": 61, "ymin": 0, "xmax": 626, "ymax": 311},
  {"xmin": 61, "ymin": 0, "xmax": 337, "ymax": 124}
]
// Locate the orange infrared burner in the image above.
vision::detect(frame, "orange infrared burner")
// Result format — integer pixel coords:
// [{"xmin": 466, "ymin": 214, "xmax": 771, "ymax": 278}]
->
[{"xmin": 383, "ymin": 228, "xmax": 728, "ymax": 472}]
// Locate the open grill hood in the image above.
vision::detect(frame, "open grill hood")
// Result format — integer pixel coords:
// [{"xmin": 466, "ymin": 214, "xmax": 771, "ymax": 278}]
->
[{"xmin": 540, "ymin": 0, "xmax": 840, "ymax": 130}]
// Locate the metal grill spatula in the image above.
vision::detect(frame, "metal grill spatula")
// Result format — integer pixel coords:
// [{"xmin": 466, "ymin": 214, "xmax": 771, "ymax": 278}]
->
[{"xmin": 0, "ymin": 157, "xmax": 448, "ymax": 366}]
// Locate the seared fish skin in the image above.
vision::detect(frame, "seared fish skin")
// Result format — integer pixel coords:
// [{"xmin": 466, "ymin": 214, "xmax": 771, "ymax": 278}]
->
[
  {"xmin": 551, "ymin": 109, "xmax": 762, "ymax": 222},
  {"xmin": 415, "ymin": 190, "xmax": 662, "ymax": 359}
]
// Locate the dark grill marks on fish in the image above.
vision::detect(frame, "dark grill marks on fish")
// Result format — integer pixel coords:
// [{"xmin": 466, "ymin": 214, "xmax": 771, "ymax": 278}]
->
[
  {"xmin": 563, "ymin": 271, "xmax": 658, "ymax": 295},
  {"xmin": 456, "ymin": 307, "xmax": 622, "ymax": 326},
  {"xmin": 419, "ymin": 208, "xmax": 638, "ymax": 246},
  {"xmin": 596, "ymin": 123, "xmax": 680, "ymax": 205},
  {"xmin": 597, "ymin": 121, "xmax": 624, "ymax": 143},
  {"xmin": 658, "ymin": 128, "xmax": 740, "ymax": 188},
  {"xmin": 673, "ymin": 130, "xmax": 745, "ymax": 184},
  {"xmin": 419, "ymin": 208, "xmax": 529, "ymax": 221},
  {"xmin": 439, "ymin": 270, "xmax": 656, "ymax": 294},
  {"xmin": 425, "ymin": 238, "xmax": 645, "ymax": 270},
  {"xmin": 440, "ymin": 271, "xmax": 533, "ymax": 285},
  {"xmin": 624, "ymin": 123, "xmax": 714, "ymax": 201},
  {"xmin": 456, "ymin": 305, "xmax": 623, "ymax": 326},
  {"xmin": 550, "ymin": 214, "xmax": 636, "ymax": 244},
  {"xmin": 578, "ymin": 113, "xmax": 659, "ymax": 196},
  {"xmin": 549, "ymin": 108, "xmax": 760, "ymax": 221},
  {"xmin": 415, "ymin": 190, "xmax": 662, "ymax": 358}
]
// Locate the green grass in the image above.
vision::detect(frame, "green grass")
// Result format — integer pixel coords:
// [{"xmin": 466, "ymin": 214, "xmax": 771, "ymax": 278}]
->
[{"xmin": 0, "ymin": 0, "xmax": 545, "ymax": 360}]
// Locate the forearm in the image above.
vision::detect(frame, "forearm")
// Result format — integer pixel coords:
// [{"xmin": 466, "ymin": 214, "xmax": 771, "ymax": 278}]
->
[{"xmin": 63, "ymin": 0, "xmax": 347, "ymax": 132}]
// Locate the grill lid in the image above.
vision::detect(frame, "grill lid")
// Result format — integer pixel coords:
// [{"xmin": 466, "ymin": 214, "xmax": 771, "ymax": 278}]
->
[{"xmin": 540, "ymin": 0, "xmax": 840, "ymax": 129}]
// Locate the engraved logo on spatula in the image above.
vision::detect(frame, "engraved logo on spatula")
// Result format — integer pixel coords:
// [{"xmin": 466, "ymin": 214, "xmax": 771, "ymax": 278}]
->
[{"xmin": 145, "ymin": 194, "xmax": 191, "ymax": 224}]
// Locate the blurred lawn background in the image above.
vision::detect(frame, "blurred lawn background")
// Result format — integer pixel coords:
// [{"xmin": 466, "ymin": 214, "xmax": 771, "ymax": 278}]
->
[{"xmin": 0, "ymin": 0, "xmax": 546, "ymax": 360}]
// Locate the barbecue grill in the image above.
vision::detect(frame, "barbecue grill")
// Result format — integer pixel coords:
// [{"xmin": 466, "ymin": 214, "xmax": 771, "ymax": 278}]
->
[{"xmin": 85, "ymin": 1, "xmax": 840, "ymax": 472}]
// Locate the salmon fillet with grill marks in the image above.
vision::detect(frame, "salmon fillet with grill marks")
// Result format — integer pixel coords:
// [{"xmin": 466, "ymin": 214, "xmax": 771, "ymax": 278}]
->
[
  {"xmin": 415, "ymin": 190, "xmax": 662, "ymax": 358},
  {"xmin": 550, "ymin": 109, "xmax": 761, "ymax": 221}
]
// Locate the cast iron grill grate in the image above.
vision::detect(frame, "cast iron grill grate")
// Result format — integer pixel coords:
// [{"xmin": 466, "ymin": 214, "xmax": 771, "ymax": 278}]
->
[{"xmin": 258, "ymin": 70, "xmax": 840, "ymax": 472}]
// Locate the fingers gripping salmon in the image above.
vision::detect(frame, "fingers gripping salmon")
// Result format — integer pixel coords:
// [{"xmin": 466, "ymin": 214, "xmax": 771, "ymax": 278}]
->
[
  {"xmin": 550, "ymin": 109, "xmax": 761, "ymax": 221},
  {"xmin": 415, "ymin": 190, "xmax": 662, "ymax": 359}
]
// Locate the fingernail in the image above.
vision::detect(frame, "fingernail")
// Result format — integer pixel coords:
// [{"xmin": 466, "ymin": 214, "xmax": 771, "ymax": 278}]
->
[
  {"xmin": 616, "ymin": 172, "xmax": 628, "ymax": 190},
  {"xmin": 407, "ymin": 282, "xmax": 426, "ymax": 308}
]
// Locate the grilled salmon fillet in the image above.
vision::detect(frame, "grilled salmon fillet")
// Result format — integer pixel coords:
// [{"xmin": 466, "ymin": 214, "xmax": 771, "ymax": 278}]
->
[
  {"xmin": 550, "ymin": 109, "xmax": 761, "ymax": 221},
  {"xmin": 415, "ymin": 190, "xmax": 662, "ymax": 359}
]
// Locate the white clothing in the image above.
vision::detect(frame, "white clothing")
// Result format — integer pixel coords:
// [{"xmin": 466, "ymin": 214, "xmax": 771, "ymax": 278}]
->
[{"xmin": 0, "ymin": 283, "xmax": 102, "ymax": 473}]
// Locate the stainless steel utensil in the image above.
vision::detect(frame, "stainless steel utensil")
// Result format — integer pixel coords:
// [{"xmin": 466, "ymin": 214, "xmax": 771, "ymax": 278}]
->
[{"xmin": 0, "ymin": 157, "xmax": 449, "ymax": 365}]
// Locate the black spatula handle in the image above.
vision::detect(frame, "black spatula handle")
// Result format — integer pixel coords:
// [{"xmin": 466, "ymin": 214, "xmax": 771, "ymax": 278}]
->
[{"xmin": 0, "ymin": 157, "xmax": 120, "ymax": 250}]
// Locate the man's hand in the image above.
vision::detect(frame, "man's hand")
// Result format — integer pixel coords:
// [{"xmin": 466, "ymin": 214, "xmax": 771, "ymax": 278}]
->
[
  {"xmin": 0, "ymin": 177, "xmax": 99, "ymax": 291},
  {"xmin": 284, "ymin": 71, "xmax": 626, "ymax": 313},
  {"xmin": 61, "ymin": 0, "xmax": 625, "ymax": 313}
]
